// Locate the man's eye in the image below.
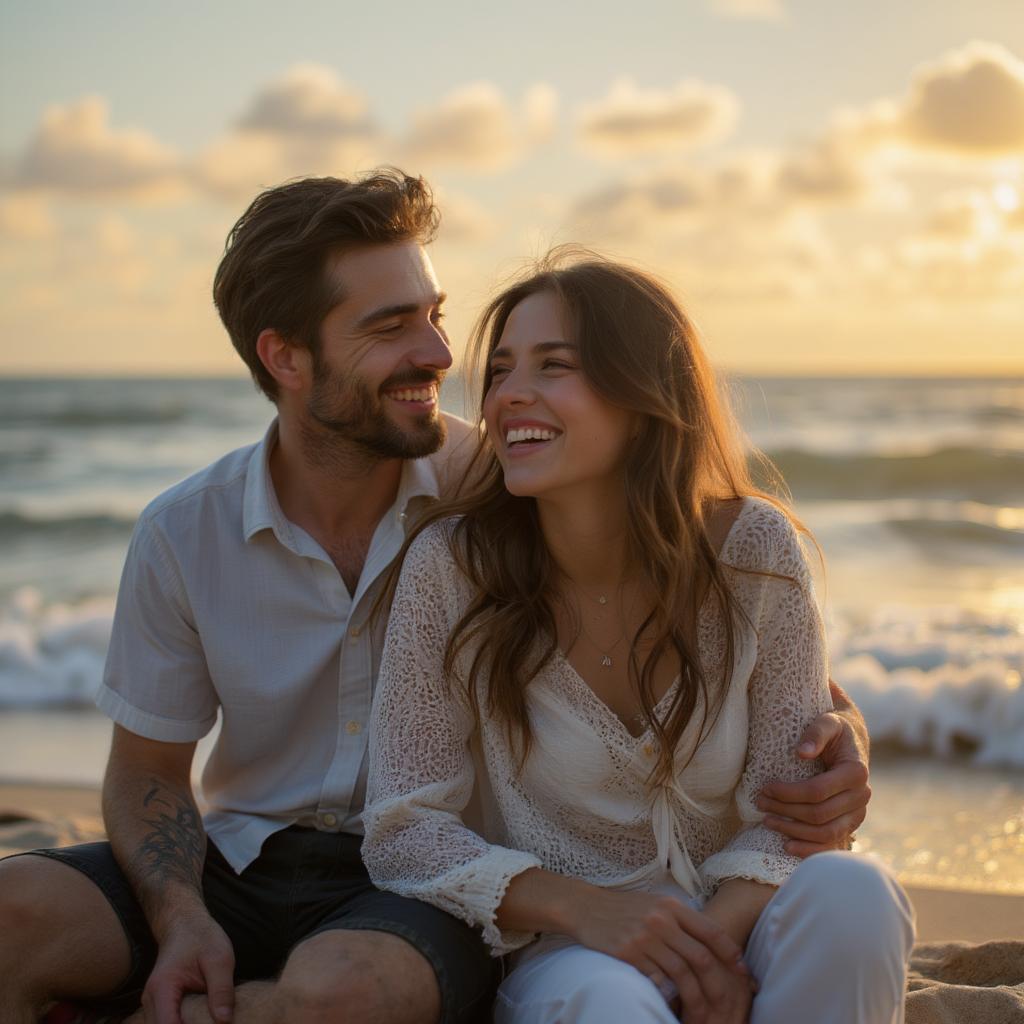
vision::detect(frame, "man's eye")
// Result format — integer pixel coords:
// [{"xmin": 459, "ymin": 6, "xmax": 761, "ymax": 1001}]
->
[
  {"xmin": 379, "ymin": 323, "xmax": 403, "ymax": 334},
  {"xmin": 431, "ymin": 310, "xmax": 447, "ymax": 324}
]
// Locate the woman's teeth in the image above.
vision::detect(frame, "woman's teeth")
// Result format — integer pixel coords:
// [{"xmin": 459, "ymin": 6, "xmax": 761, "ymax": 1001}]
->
[{"xmin": 506, "ymin": 427, "xmax": 557, "ymax": 445}]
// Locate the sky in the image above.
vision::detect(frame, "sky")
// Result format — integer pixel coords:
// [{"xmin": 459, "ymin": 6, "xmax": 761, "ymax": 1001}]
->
[{"xmin": 1, "ymin": 0, "xmax": 1022, "ymax": 376}]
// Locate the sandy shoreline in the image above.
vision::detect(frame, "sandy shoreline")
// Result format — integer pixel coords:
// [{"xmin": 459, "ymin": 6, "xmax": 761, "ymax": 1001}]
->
[{"xmin": 2, "ymin": 780, "xmax": 1021, "ymax": 945}]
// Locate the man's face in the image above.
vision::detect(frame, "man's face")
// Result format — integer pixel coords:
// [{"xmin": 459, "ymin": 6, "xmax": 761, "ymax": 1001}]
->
[{"xmin": 307, "ymin": 242, "xmax": 452, "ymax": 459}]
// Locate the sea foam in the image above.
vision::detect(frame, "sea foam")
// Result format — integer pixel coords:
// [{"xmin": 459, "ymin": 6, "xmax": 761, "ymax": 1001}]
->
[{"xmin": 1, "ymin": 587, "xmax": 1022, "ymax": 768}]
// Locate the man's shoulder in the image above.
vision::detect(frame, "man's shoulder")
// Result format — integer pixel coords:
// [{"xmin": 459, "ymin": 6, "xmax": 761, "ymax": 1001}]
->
[{"xmin": 137, "ymin": 438, "xmax": 260, "ymax": 529}]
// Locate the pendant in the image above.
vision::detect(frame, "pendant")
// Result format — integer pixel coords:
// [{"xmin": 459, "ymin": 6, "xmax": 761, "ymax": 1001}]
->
[
  {"xmin": 601, "ymin": 655, "xmax": 612, "ymax": 667},
  {"xmin": 598, "ymin": 595, "xmax": 608, "ymax": 605}
]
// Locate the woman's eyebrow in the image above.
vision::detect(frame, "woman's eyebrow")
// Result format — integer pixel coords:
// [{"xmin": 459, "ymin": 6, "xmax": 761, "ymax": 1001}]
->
[{"xmin": 490, "ymin": 341, "xmax": 578, "ymax": 360}]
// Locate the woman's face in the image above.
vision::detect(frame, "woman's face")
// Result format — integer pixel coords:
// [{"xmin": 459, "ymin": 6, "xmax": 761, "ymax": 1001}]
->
[{"xmin": 483, "ymin": 290, "xmax": 635, "ymax": 503}]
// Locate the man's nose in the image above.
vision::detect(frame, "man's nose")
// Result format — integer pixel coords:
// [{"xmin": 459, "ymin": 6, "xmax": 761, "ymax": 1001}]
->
[{"xmin": 411, "ymin": 322, "xmax": 453, "ymax": 371}]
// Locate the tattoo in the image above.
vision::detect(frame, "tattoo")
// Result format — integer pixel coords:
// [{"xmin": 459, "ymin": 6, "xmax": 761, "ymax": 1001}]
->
[{"xmin": 129, "ymin": 777, "xmax": 205, "ymax": 897}]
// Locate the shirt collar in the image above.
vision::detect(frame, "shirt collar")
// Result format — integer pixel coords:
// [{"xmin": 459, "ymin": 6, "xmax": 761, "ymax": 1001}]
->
[
  {"xmin": 243, "ymin": 418, "xmax": 443, "ymax": 545},
  {"xmin": 242, "ymin": 419, "xmax": 292, "ymax": 545}
]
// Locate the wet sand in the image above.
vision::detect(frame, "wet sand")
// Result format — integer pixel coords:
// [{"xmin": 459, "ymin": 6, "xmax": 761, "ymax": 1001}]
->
[{"xmin": 1, "ymin": 780, "xmax": 1021, "ymax": 944}]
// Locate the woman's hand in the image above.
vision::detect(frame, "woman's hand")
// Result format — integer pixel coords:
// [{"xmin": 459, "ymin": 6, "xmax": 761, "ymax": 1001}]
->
[{"xmin": 570, "ymin": 888, "xmax": 755, "ymax": 1022}]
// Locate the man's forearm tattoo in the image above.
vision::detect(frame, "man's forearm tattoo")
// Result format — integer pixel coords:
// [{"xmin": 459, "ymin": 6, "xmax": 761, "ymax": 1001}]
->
[{"xmin": 129, "ymin": 778, "xmax": 205, "ymax": 894}]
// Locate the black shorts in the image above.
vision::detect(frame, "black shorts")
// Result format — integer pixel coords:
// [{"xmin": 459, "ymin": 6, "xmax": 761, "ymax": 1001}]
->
[{"xmin": 16, "ymin": 827, "xmax": 498, "ymax": 1023}]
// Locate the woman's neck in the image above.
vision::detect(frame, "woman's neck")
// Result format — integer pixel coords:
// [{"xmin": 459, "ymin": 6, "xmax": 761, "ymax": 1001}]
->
[{"xmin": 537, "ymin": 488, "xmax": 631, "ymax": 590}]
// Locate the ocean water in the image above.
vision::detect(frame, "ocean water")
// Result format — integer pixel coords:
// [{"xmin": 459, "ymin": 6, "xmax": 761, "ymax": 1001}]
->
[{"xmin": 1, "ymin": 375, "xmax": 1022, "ymax": 890}]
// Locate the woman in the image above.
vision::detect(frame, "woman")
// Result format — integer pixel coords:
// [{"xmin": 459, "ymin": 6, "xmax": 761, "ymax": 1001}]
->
[{"xmin": 363, "ymin": 251, "xmax": 913, "ymax": 1023}]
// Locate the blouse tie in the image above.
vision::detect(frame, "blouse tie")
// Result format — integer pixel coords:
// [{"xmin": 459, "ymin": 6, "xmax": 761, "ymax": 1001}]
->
[{"xmin": 651, "ymin": 782, "xmax": 704, "ymax": 895}]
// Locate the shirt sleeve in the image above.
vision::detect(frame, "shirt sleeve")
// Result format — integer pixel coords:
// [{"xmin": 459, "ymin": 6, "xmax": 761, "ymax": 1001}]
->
[
  {"xmin": 362, "ymin": 523, "xmax": 542, "ymax": 955},
  {"xmin": 95, "ymin": 514, "xmax": 219, "ymax": 742},
  {"xmin": 699, "ymin": 506, "xmax": 833, "ymax": 892}
]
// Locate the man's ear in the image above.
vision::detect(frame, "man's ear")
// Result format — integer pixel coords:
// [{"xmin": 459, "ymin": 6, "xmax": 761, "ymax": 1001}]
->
[{"xmin": 256, "ymin": 329, "xmax": 310, "ymax": 394}]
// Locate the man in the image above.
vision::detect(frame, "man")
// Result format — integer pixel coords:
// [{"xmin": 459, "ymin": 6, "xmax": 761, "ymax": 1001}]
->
[{"xmin": 0, "ymin": 171, "xmax": 870, "ymax": 1024}]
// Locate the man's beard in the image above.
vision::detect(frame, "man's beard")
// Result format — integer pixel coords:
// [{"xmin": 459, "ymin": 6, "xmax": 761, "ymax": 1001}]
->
[{"xmin": 305, "ymin": 359, "xmax": 447, "ymax": 461}]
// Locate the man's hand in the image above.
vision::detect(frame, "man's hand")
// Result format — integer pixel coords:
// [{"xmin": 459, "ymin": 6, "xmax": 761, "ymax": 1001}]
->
[
  {"xmin": 142, "ymin": 907, "xmax": 235, "ymax": 1024},
  {"xmin": 757, "ymin": 681, "xmax": 870, "ymax": 857}
]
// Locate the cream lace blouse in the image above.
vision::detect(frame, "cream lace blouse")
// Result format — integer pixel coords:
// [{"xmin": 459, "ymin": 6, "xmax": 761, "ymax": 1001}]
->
[{"xmin": 363, "ymin": 497, "xmax": 831, "ymax": 955}]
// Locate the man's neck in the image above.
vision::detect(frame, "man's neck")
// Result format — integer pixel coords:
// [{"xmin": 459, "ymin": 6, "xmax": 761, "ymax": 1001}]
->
[{"xmin": 271, "ymin": 415, "xmax": 404, "ymax": 553}]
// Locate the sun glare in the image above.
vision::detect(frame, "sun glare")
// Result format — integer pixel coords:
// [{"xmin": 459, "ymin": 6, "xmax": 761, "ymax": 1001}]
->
[{"xmin": 993, "ymin": 183, "xmax": 1020, "ymax": 212}]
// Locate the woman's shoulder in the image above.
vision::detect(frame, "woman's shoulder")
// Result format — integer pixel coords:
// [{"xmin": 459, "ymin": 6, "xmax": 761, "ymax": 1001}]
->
[
  {"xmin": 716, "ymin": 495, "xmax": 811, "ymax": 580},
  {"xmin": 404, "ymin": 515, "xmax": 464, "ymax": 565}
]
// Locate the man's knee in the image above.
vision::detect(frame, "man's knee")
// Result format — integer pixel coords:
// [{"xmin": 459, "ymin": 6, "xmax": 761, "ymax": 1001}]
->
[
  {"xmin": 0, "ymin": 853, "xmax": 133, "ymax": 999},
  {"xmin": 0, "ymin": 856, "xmax": 75, "ymax": 949},
  {"xmin": 275, "ymin": 929, "xmax": 441, "ymax": 1024}
]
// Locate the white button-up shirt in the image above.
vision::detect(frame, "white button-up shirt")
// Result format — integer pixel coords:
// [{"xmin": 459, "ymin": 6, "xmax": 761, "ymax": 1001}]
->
[{"xmin": 97, "ymin": 416, "xmax": 473, "ymax": 872}]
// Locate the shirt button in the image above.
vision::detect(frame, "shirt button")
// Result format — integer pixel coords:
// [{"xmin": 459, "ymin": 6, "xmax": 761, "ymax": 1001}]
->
[
  {"xmin": 321, "ymin": 812, "xmax": 338, "ymax": 828},
  {"xmin": 399, "ymin": 511, "xmax": 408, "ymax": 523},
  {"xmin": 350, "ymin": 625, "xmax": 362, "ymax": 638},
  {"xmin": 346, "ymin": 720, "xmax": 362, "ymax": 735}
]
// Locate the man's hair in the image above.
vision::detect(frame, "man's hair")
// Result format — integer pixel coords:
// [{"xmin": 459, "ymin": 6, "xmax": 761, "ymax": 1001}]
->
[{"xmin": 213, "ymin": 169, "xmax": 440, "ymax": 400}]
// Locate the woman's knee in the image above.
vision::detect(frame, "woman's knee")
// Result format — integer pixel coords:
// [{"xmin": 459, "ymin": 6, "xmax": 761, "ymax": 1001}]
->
[{"xmin": 780, "ymin": 852, "xmax": 915, "ymax": 956}]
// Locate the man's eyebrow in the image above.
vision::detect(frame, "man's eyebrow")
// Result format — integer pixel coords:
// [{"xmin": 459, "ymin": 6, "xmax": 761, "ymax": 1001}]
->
[
  {"xmin": 354, "ymin": 291, "xmax": 447, "ymax": 332},
  {"xmin": 489, "ymin": 340, "xmax": 577, "ymax": 360}
]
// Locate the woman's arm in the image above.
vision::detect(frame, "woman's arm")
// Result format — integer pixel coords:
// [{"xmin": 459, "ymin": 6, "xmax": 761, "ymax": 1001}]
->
[
  {"xmin": 363, "ymin": 524, "xmax": 542, "ymax": 954},
  {"xmin": 702, "ymin": 878, "xmax": 776, "ymax": 948},
  {"xmin": 758, "ymin": 680, "xmax": 870, "ymax": 855},
  {"xmin": 700, "ymin": 505, "xmax": 833, "ymax": 895}
]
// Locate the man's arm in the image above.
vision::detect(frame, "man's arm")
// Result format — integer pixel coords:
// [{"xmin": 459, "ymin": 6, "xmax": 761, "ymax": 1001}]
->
[
  {"xmin": 757, "ymin": 679, "xmax": 871, "ymax": 857},
  {"xmin": 103, "ymin": 725, "xmax": 235, "ymax": 1024}
]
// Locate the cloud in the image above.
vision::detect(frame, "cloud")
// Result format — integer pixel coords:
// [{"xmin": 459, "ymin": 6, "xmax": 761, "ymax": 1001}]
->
[
  {"xmin": 403, "ymin": 82, "xmax": 556, "ymax": 170},
  {"xmin": 569, "ymin": 143, "xmax": 868, "ymax": 244},
  {"xmin": 192, "ymin": 65, "xmax": 382, "ymax": 199},
  {"xmin": 839, "ymin": 42, "xmax": 1024, "ymax": 158},
  {"xmin": 0, "ymin": 195, "xmax": 55, "ymax": 239},
  {"xmin": 11, "ymin": 96, "xmax": 182, "ymax": 197},
  {"xmin": 926, "ymin": 186, "xmax": 1024, "ymax": 242},
  {"xmin": 571, "ymin": 167, "xmax": 713, "ymax": 240},
  {"xmin": 708, "ymin": 0, "xmax": 785, "ymax": 20},
  {"xmin": 235, "ymin": 64, "xmax": 375, "ymax": 140},
  {"xmin": 579, "ymin": 78, "xmax": 739, "ymax": 158},
  {"xmin": 435, "ymin": 190, "xmax": 497, "ymax": 243},
  {"xmin": 775, "ymin": 138, "xmax": 871, "ymax": 203}
]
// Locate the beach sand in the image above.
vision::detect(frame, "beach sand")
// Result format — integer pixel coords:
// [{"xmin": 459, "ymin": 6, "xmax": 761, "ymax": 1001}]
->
[{"xmin": 1, "ymin": 780, "xmax": 1021, "ymax": 944}]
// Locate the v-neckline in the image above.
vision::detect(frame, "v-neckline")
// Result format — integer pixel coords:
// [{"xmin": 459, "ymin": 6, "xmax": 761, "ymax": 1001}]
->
[
  {"xmin": 549, "ymin": 497, "xmax": 752, "ymax": 744},
  {"xmin": 553, "ymin": 649, "xmax": 680, "ymax": 741}
]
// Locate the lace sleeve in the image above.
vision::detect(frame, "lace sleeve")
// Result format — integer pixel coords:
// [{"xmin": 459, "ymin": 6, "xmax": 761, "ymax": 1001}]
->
[
  {"xmin": 362, "ymin": 523, "xmax": 542, "ymax": 955},
  {"xmin": 700, "ymin": 504, "xmax": 833, "ymax": 892}
]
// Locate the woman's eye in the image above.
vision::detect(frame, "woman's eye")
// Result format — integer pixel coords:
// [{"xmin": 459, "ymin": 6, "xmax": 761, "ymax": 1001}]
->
[
  {"xmin": 489, "ymin": 365, "xmax": 510, "ymax": 378},
  {"xmin": 542, "ymin": 360, "xmax": 573, "ymax": 371}
]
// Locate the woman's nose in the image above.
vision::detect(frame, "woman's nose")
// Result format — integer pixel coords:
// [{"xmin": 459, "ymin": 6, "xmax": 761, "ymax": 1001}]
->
[{"xmin": 495, "ymin": 368, "xmax": 534, "ymax": 407}]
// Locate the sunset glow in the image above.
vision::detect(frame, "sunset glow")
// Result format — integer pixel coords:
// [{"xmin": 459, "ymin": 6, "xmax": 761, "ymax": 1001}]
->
[{"xmin": 1, "ymin": 1, "xmax": 1022, "ymax": 376}]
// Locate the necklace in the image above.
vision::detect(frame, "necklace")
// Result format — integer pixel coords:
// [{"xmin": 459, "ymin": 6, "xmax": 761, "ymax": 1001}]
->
[{"xmin": 576, "ymin": 618, "xmax": 626, "ymax": 667}]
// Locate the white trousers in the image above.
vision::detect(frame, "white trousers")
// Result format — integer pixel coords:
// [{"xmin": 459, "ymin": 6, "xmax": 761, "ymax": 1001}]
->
[{"xmin": 493, "ymin": 852, "xmax": 915, "ymax": 1024}]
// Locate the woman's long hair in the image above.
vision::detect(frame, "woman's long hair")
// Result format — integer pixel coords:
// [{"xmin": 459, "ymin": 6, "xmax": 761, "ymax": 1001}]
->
[{"xmin": 386, "ymin": 247, "xmax": 800, "ymax": 785}]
